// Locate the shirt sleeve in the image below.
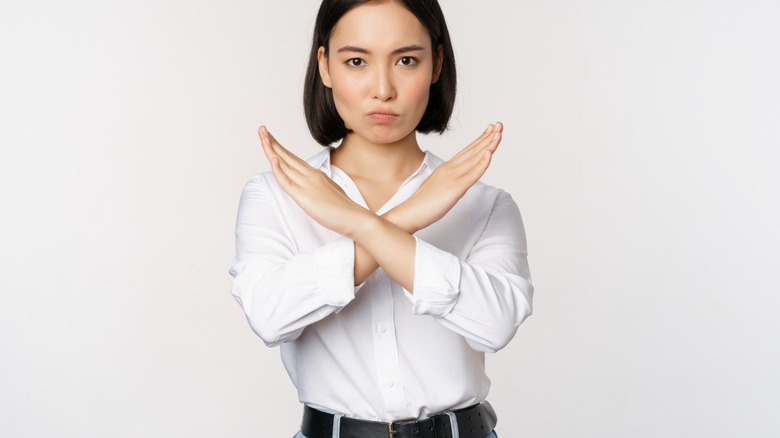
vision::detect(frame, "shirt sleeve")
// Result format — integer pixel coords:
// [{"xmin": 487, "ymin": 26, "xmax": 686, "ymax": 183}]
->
[
  {"xmin": 405, "ymin": 190, "xmax": 534, "ymax": 353},
  {"xmin": 228, "ymin": 175, "xmax": 359, "ymax": 347}
]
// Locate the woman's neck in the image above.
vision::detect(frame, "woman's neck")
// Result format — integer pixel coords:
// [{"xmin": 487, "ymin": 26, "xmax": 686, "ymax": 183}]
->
[{"xmin": 330, "ymin": 131, "xmax": 425, "ymax": 183}]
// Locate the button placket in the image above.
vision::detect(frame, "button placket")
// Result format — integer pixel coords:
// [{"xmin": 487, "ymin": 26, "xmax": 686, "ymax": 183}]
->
[{"xmin": 369, "ymin": 273, "xmax": 407, "ymax": 416}]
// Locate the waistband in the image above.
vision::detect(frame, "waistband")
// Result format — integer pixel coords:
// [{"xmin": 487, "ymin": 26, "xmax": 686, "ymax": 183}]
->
[{"xmin": 301, "ymin": 401, "xmax": 497, "ymax": 438}]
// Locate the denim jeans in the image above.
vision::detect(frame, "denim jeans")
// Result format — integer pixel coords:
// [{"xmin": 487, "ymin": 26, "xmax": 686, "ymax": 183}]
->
[{"xmin": 292, "ymin": 431, "xmax": 498, "ymax": 438}]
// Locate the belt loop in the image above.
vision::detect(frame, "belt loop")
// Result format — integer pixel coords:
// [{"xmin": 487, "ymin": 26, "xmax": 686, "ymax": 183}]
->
[
  {"xmin": 332, "ymin": 413, "xmax": 344, "ymax": 438},
  {"xmin": 444, "ymin": 411, "xmax": 460, "ymax": 438}
]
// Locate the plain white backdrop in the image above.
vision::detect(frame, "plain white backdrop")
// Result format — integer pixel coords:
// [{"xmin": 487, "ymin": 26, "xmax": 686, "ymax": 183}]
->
[{"xmin": 1, "ymin": 0, "xmax": 779, "ymax": 437}]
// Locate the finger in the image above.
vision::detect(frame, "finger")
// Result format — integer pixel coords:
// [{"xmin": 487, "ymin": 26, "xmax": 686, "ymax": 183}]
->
[
  {"xmin": 448, "ymin": 130, "xmax": 502, "ymax": 182},
  {"xmin": 448, "ymin": 126, "xmax": 501, "ymax": 174},
  {"xmin": 259, "ymin": 126, "xmax": 294, "ymax": 173},
  {"xmin": 269, "ymin": 156, "xmax": 295, "ymax": 192},
  {"xmin": 476, "ymin": 121, "xmax": 503, "ymax": 150},
  {"xmin": 451, "ymin": 121, "xmax": 503, "ymax": 163},
  {"xmin": 450, "ymin": 123, "xmax": 494, "ymax": 160},
  {"xmin": 265, "ymin": 130, "xmax": 311, "ymax": 173},
  {"xmin": 486, "ymin": 129, "xmax": 503, "ymax": 153},
  {"xmin": 465, "ymin": 122, "xmax": 503, "ymax": 159},
  {"xmin": 258, "ymin": 126, "xmax": 278, "ymax": 162},
  {"xmin": 259, "ymin": 127, "xmax": 307, "ymax": 178},
  {"xmin": 463, "ymin": 149, "xmax": 494, "ymax": 184},
  {"xmin": 478, "ymin": 148, "xmax": 494, "ymax": 173},
  {"xmin": 259, "ymin": 126, "xmax": 289, "ymax": 159},
  {"xmin": 460, "ymin": 132, "xmax": 500, "ymax": 174},
  {"xmin": 450, "ymin": 123, "xmax": 495, "ymax": 161}
]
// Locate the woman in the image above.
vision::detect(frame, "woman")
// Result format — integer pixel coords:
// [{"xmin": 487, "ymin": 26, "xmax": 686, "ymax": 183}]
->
[{"xmin": 229, "ymin": 1, "xmax": 534, "ymax": 437}]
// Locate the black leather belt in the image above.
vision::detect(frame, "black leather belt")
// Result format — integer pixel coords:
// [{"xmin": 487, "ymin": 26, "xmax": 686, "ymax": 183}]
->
[{"xmin": 301, "ymin": 402, "xmax": 497, "ymax": 438}]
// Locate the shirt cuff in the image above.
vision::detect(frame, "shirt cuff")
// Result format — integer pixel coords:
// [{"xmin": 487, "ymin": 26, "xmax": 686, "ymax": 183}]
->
[
  {"xmin": 314, "ymin": 236, "xmax": 358, "ymax": 308},
  {"xmin": 404, "ymin": 237, "xmax": 462, "ymax": 317}
]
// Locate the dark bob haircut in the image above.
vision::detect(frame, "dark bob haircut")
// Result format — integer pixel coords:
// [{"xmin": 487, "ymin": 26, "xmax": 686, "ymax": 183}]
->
[{"xmin": 303, "ymin": 0, "xmax": 457, "ymax": 146}]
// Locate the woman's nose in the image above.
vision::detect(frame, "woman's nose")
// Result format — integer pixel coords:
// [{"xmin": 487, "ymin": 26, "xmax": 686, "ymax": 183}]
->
[{"xmin": 372, "ymin": 68, "xmax": 396, "ymax": 101}]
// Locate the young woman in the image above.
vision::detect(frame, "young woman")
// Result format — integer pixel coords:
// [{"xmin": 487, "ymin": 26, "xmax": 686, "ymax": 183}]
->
[{"xmin": 229, "ymin": 1, "xmax": 534, "ymax": 437}]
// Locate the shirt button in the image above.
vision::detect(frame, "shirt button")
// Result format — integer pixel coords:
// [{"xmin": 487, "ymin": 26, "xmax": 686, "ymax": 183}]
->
[
  {"xmin": 377, "ymin": 324, "xmax": 387, "ymax": 333},
  {"xmin": 375, "ymin": 272, "xmax": 384, "ymax": 281},
  {"xmin": 384, "ymin": 379, "xmax": 395, "ymax": 388}
]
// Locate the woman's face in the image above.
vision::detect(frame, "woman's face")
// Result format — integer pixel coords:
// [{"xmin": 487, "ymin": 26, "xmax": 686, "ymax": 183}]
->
[{"xmin": 318, "ymin": 1, "xmax": 442, "ymax": 146}]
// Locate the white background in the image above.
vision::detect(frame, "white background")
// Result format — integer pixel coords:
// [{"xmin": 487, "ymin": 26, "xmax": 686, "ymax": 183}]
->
[{"xmin": 1, "ymin": 1, "xmax": 779, "ymax": 437}]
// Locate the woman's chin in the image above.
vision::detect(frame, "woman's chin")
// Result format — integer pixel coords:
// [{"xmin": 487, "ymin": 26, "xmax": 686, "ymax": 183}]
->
[{"xmin": 350, "ymin": 126, "xmax": 416, "ymax": 146}]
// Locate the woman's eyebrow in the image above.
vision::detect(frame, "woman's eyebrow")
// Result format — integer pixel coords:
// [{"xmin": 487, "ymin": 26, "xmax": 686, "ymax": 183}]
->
[
  {"xmin": 336, "ymin": 44, "xmax": 426, "ymax": 55},
  {"xmin": 392, "ymin": 45, "xmax": 425, "ymax": 54}
]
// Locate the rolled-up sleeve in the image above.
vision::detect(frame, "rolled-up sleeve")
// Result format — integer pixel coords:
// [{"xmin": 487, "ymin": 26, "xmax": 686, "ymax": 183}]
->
[
  {"xmin": 228, "ymin": 175, "xmax": 358, "ymax": 347},
  {"xmin": 405, "ymin": 191, "xmax": 534, "ymax": 353},
  {"xmin": 406, "ymin": 238, "xmax": 462, "ymax": 317}
]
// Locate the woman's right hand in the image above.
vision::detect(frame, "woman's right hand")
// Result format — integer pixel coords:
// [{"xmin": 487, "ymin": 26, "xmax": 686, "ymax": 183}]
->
[
  {"xmin": 258, "ymin": 126, "xmax": 372, "ymax": 238},
  {"xmin": 388, "ymin": 122, "xmax": 504, "ymax": 233}
]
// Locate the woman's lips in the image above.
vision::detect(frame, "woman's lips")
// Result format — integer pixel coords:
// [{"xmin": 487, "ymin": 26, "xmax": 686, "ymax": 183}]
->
[{"xmin": 368, "ymin": 112, "xmax": 398, "ymax": 123}]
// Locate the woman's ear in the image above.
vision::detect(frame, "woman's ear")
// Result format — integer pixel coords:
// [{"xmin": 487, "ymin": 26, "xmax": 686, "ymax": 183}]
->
[
  {"xmin": 431, "ymin": 45, "xmax": 444, "ymax": 84},
  {"xmin": 317, "ymin": 46, "xmax": 332, "ymax": 88}
]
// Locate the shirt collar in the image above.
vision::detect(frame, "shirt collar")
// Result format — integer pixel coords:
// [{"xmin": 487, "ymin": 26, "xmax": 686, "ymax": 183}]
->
[
  {"xmin": 306, "ymin": 148, "xmax": 334, "ymax": 176},
  {"xmin": 306, "ymin": 147, "xmax": 442, "ymax": 179}
]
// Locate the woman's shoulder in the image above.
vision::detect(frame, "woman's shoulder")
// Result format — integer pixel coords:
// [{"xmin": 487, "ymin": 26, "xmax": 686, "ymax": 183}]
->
[
  {"xmin": 465, "ymin": 182, "xmax": 517, "ymax": 215},
  {"xmin": 241, "ymin": 171, "xmax": 276, "ymax": 194}
]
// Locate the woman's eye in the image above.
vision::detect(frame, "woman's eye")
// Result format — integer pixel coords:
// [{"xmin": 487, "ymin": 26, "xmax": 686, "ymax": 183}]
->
[
  {"xmin": 347, "ymin": 58, "xmax": 366, "ymax": 67},
  {"xmin": 397, "ymin": 57, "xmax": 418, "ymax": 66}
]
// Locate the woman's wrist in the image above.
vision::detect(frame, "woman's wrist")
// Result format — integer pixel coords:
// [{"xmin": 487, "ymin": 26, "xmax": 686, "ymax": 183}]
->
[
  {"xmin": 345, "ymin": 208, "xmax": 383, "ymax": 242},
  {"xmin": 383, "ymin": 205, "xmax": 421, "ymax": 235},
  {"xmin": 349, "ymin": 210, "xmax": 417, "ymax": 292}
]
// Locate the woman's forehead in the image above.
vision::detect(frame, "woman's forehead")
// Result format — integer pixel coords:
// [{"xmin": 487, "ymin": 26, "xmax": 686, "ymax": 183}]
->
[{"xmin": 329, "ymin": 2, "xmax": 431, "ymax": 52}]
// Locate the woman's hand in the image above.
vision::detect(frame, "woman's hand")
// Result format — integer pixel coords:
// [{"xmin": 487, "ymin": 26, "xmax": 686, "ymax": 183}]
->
[
  {"xmin": 258, "ymin": 126, "xmax": 370, "ymax": 237},
  {"xmin": 388, "ymin": 122, "xmax": 504, "ymax": 233}
]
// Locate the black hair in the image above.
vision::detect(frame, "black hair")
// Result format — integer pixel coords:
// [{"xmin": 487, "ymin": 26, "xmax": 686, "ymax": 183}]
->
[{"xmin": 303, "ymin": 0, "xmax": 457, "ymax": 146}]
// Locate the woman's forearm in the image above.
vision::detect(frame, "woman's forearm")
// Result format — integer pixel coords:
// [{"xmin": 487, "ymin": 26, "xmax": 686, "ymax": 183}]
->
[
  {"xmin": 349, "ymin": 211, "xmax": 418, "ymax": 293},
  {"xmin": 352, "ymin": 206, "xmax": 421, "ymax": 286}
]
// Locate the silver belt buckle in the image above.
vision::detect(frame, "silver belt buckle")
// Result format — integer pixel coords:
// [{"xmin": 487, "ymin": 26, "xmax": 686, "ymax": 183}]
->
[{"xmin": 388, "ymin": 417, "xmax": 417, "ymax": 437}]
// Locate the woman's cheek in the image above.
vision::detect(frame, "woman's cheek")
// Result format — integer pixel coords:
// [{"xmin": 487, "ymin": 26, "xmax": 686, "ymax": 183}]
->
[
  {"xmin": 331, "ymin": 79, "xmax": 361, "ymax": 127},
  {"xmin": 407, "ymin": 79, "xmax": 431, "ymax": 117}
]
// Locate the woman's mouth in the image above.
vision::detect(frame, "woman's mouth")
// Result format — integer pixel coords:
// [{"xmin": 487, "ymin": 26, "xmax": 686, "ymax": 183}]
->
[{"xmin": 368, "ymin": 112, "xmax": 399, "ymax": 123}]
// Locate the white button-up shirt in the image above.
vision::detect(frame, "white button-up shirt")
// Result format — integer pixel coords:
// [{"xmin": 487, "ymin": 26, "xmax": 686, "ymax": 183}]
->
[{"xmin": 229, "ymin": 148, "xmax": 533, "ymax": 421}]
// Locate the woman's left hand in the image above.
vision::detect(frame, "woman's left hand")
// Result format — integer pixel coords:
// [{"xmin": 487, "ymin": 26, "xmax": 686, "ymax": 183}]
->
[
  {"xmin": 386, "ymin": 122, "xmax": 503, "ymax": 233},
  {"xmin": 258, "ymin": 126, "xmax": 370, "ymax": 237}
]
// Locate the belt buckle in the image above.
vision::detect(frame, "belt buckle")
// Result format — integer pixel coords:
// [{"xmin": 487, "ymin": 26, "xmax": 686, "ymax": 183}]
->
[{"xmin": 388, "ymin": 417, "xmax": 417, "ymax": 437}]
